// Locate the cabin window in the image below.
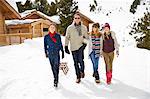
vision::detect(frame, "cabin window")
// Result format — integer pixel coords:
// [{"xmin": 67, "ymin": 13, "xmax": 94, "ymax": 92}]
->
[{"xmin": 43, "ymin": 28, "xmax": 48, "ymax": 32}]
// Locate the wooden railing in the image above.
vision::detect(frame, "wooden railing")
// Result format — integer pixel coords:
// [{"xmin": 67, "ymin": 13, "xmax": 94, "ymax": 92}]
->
[{"xmin": 0, "ymin": 33, "xmax": 33, "ymax": 45}]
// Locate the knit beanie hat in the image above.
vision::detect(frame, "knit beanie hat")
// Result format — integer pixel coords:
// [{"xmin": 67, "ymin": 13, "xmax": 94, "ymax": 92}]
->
[{"xmin": 104, "ymin": 23, "xmax": 110, "ymax": 29}]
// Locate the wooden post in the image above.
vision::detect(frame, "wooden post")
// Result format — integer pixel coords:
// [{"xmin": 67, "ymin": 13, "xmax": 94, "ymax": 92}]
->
[
  {"xmin": 29, "ymin": 26, "xmax": 32, "ymax": 39},
  {"xmin": 41, "ymin": 23, "xmax": 44, "ymax": 37},
  {"xmin": 6, "ymin": 29, "xmax": 11, "ymax": 45},
  {"xmin": 8, "ymin": 29, "xmax": 11, "ymax": 45},
  {"xmin": 9, "ymin": 35, "xmax": 11, "ymax": 45},
  {"xmin": 32, "ymin": 26, "xmax": 35, "ymax": 38},
  {"xmin": 0, "ymin": 9, "xmax": 6, "ymax": 45},
  {"xmin": 19, "ymin": 30, "xmax": 22, "ymax": 44}
]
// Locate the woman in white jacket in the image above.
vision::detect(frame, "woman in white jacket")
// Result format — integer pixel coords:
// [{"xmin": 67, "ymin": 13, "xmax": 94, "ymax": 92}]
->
[
  {"xmin": 100, "ymin": 23, "xmax": 119, "ymax": 85},
  {"xmin": 88, "ymin": 23, "xmax": 102, "ymax": 83}
]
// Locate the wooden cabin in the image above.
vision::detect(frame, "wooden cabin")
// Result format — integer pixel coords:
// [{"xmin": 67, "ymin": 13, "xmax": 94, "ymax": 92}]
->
[
  {"xmin": 21, "ymin": 9, "xmax": 60, "ymax": 24},
  {"xmin": 79, "ymin": 12, "xmax": 94, "ymax": 30},
  {"xmin": 21, "ymin": 10, "xmax": 94, "ymax": 31},
  {"xmin": 5, "ymin": 19, "xmax": 52, "ymax": 44},
  {"xmin": 0, "ymin": 0, "xmax": 21, "ymax": 45}
]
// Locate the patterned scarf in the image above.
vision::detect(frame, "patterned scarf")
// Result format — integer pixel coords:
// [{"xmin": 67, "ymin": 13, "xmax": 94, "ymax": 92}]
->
[
  {"xmin": 75, "ymin": 22, "xmax": 82, "ymax": 36},
  {"xmin": 49, "ymin": 31, "xmax": 57, "ymax": 43},
  {"xmin": 91, "ymin": 32, "xmax": 101, "ymax": 58}
]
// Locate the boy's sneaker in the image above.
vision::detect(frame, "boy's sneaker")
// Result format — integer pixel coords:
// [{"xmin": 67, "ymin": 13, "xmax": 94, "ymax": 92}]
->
[
  {"xmin": 54, "ymin": 83, "xmax": 58, "ymax": 87},
  {"xmin": 95, "ymin": 79, "xmax": 100, "ymax": 84},
  {"xmin": 54, "ymin": 80, "xmax": 58, "ymax": 87},
  {"xmin": 80, "ymin": 72, "xmax": 85, "ymax": 78},
  {"xmin": 92, "ymin": 73, "xmax": 95, "ymax": 77},
  {"xmin": 76, "ymin": 78, "xmax": 81, "ymax": 83}
]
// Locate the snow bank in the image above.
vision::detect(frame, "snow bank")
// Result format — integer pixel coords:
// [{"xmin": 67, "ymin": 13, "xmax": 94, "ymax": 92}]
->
[{"xmin": 1, "ymin": 0, "xmax": 150, "ymax": 98}]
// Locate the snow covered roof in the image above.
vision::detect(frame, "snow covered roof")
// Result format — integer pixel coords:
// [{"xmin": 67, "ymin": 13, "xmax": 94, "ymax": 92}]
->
[
  {"xmin": 20, "ymin": 9, "xmax": 37, "ymax": 18},
  {"xmin": 78, "ymin": 11, "xmax": 94, "ymax": 23},
  {"xmin": 20, "ymin": 9, "xmax": 61, "ymax": 24},
  {"xmin": 20, "ymin": 9, "xmax": 94, "ymax": 25},
  {"xmin": 6, "ymin": 0, "xmax": 19, "ymax": 13},
  {"xmin": 36, "ymin": 11, "xmax": 60, "ymax": 24},
  {"xmin": 49, "ymin": 15, "xmax": 60, "ymax": 24},
  {"xmin": 5, "ymin": 19, "xmax": 41, "ymax": 25},
  {"xmin": 0, "ymin": 0, "xmax": 21, "ymax": 19}
]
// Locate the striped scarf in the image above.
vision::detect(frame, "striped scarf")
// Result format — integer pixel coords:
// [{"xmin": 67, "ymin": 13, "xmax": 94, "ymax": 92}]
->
[{"xmin": 91, "ymin": 33, "xmax": 101, "ymax": 58}]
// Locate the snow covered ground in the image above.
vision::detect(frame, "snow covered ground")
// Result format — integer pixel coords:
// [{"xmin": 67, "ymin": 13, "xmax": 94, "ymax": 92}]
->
[
  {"xmin": 2, "ymin": 0, "xmax": 150, "ymax": 98},
  {"xmin": 0, "ymin": 37, "xmax": 150, "ymax": 99}
]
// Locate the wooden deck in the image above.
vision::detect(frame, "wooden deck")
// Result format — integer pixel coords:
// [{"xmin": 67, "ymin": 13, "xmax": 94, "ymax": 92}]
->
[{"xmin": 0, "ymin": 33, "xmax": 32, "ymax": 45}]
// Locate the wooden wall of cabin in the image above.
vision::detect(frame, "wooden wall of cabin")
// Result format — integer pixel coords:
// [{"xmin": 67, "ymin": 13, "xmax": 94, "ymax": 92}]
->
[
  {"xmin": 81, "ymin": 18, "xmax": 90, "ymax": 31},
  {"xmin": 3, "ymin": 21, "xmax": 51, "ymax": 45},
  {"xmin": 33, "ymin": 24, "xmax": 42, "ymax": 37},
  {"xmin": 33, "ymin": 23, "xmax": 50, "ymax": 37},
  {"xmin": 43, "ymin": 23, "xmax": 49, "ymax": 36},
  {"xmin": 7, "ymin": 25, "xmax": 30, "ymax": 33},
  {"xmin": 6, "ymin": 24, "xmax": 31, "ymax": 44},
  {"xmin": 0, "ymin": 9, "xmax": 6, "ymax": 45}
]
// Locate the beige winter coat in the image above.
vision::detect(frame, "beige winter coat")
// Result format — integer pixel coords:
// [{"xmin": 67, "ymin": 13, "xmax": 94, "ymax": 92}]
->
[{"xmin": 65, "ymin": 23, "xmax": 88, "ymax": 51}]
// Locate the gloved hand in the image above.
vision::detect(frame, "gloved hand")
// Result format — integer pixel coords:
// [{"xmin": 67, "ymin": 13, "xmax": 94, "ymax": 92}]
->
[
  {"xmin": 62, "ymin": 51, "xmax": 64, "ymax": 59},
  {"xmin": 65, "ymin": 46, "xmax": 70, "ymax": 54},
  {"xmin": 45, "ymin": 53, "xmax": 48, "ymax": 58},
  {"xmin": 82, "ymin": 43, "xmax": 87, "ymax": 50}
]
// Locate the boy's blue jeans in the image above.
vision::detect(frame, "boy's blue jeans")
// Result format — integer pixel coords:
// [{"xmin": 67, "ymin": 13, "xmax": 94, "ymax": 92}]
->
[{"xmin": 89, "ymin": 51, "xmax": 100, "ymax": 80}]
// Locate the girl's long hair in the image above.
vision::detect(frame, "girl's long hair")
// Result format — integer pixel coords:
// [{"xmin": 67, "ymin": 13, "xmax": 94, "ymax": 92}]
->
[{"xmin": 90, "ymin": 23, "xmax": 102, "ymax": 37}]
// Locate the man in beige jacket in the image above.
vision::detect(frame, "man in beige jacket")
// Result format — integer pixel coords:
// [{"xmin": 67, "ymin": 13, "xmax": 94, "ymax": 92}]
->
[{"xmin": 65, "ymin": 12, "xmax": 88, "ymax": 83}]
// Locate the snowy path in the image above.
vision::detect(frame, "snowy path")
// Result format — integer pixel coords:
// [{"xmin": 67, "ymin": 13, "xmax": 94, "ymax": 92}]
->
[{"xmin": 0, "ymin": 37, "xmax": 150, "ymax": 99}]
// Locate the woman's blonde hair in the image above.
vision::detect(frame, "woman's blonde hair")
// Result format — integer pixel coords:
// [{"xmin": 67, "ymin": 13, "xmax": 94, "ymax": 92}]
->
[
  {"xmin": 92, "ymin": 23, "xmax": 100, "ymax": 28},
  {"xmin": 49, "ymin": 23, "xmax": 57, "ymax": 28},
  {"xmin": 90, "ymin": 23, "xmax": 101, "ymax": 37}
]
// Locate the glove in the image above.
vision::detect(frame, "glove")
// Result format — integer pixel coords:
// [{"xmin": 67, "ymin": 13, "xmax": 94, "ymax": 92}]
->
[
  {"xmin": 116, "ymin": 50, "xmax": 119, "ymax": 57},
  {"xmin": 62, "ymin": 51, "xmax": 64, "ymax": 59},
  {"xmin": 65, "ymin": 46, "xmax": 70, "ymax": 54},
  {"xmin": 45, "ymin": 53, "xmax": 48, "ymax": 58},
  {"xmin": 82, "ymin": 43, "xmax": 87, "ymax": 50}
]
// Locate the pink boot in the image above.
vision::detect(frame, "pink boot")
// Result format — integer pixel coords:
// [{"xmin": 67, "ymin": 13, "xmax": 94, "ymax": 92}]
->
[{"xmin": 106, "ymin": 71, "xmax": 112, "ymax": 85}]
